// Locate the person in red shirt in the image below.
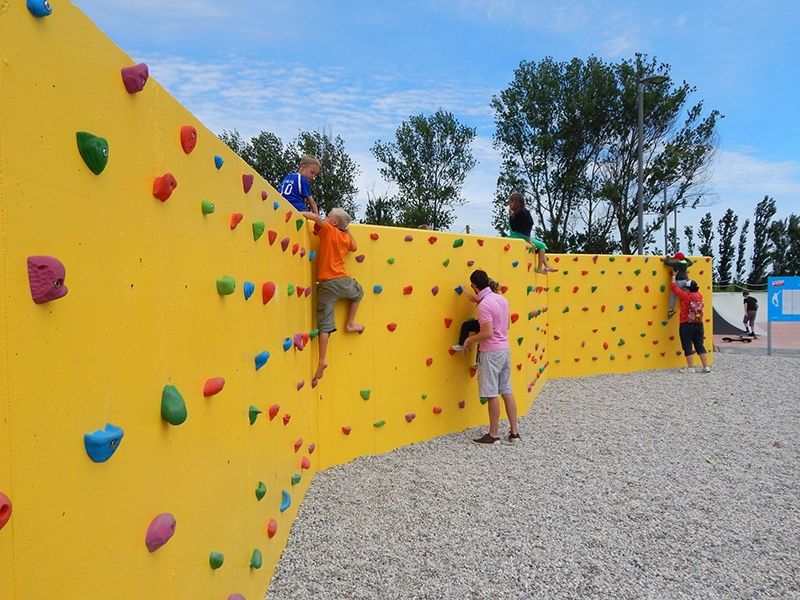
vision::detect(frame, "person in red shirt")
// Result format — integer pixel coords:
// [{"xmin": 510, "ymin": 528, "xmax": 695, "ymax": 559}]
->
[
  {"xmin": 670, "ymin": 273, "xmax": 711, "ymax": 373},
  {"xmin": 301, "ymin": 208, "xmax": 364, "ymax": 381}
]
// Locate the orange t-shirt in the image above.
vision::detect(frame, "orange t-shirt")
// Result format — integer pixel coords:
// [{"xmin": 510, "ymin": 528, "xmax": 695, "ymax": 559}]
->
[{"xmin": 314, "ymin": 221, "xmax": 355, "ymax": 281}]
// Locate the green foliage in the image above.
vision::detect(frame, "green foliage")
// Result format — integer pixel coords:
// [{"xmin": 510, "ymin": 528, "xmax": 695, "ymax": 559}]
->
[
  {"xmin": 372, "ymin": 109, "xmax": 476, "ymax": 230},
  {"xmin": 491, "ymin": 54, "xmax": 721, "ymax": 254},
  {"xmin": 735, "ymin": 218, "xmax": 750, "ymax": 284},
  {"xmin": 748, "ymin": 195, "xmax": 777, "ymax": 285},
  {"xmin": 362, "ymin": 188, "xmax": 399, "ymax": 226},
  {"xmin": 683, "ymin": 225, "xmax": 695, "ymax": 255},
  {"xmin": 769, "ymin": 214, "xmax": 800, "ymax": 276},
  {"xmin": 715, "ymin": 209, "xmax": 738, "ymax": 285},
  {"xmin": 219, "ymin": 129, "xmax": 295, "ymax": 188},
  {"xmin": 698, "ymin": 212, "xmax": 714, "ymax": 259}
]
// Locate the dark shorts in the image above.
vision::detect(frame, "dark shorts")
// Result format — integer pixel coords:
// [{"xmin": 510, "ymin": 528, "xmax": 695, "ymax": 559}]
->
[
  {"xmin": 316, "ymin": 277, "xmax": 363, "ymax": 333},
  {"xmin": 679, "ymin": 322, "xmax": 706, "ymax": 356}
]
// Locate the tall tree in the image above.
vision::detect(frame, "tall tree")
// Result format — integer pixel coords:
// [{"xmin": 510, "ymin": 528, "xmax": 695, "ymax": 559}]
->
[
  {"xmin": 769, "ymin": 219, "xmax": 788, "ymax": 275},
  {"xmin": 219, "ymin": 129, "xmax": 295, "ymax": 188},
  {"xmin": 748, "ymin": 195, "xmax": 776, "ymax": 285},
  {"xmin": 372, "ymin": 109, "xmax": 476, "ymax": 230},
  {"xmin": 715, "ymin": 209, "xmax": 738, "ymax": 286},
  {"xmin": 292, "ymin": 130, "xmax": 360, "ymax": 218},
  {"xmin": 361, "ymin": 187, "xmax": 398, "ymax": 226},
  {"xmin": 698, "ymin": 212, "xmax": 714, "ymax": 259},
  {"xmin": 683, "ymin": 225, "xmax": 695, "ymax": 255},
  {"xmin": 785, "ymin": 215, "xmax": 800, "ymax": 276},
  {"xmin": 735, "ymin": 218, "xmax": 750, "ymax": 284},
  {"xmin": 491, "ymin": 54, "xmax": 721, "ymax": 254}
]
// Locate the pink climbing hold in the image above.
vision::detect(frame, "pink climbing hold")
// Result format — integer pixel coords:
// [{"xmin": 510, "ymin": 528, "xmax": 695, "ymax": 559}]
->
[
  {"xmin": 203, "ymin": 377, "xmax": 225, "ymax": 397},
  {"xmin": 300, "ymin": 456, "xmax": 311, "ymax": 470},
  {"xmin": 404, "ymin": 413, "xmax": 416, "ymax": 423},
  {"xmin": 268, "ymin": 230, "xmax": 278, "ymax": 246},
  {"xmin": 153, "ymin": 173, "xmax": 177, "ymax": 202},
  {"xmin": 308, "ymin": 443, "xmax": 316, "ymax": 454},
  {"xmin": 179, "ymin": 125, "xmax": 197, "ymax": 154},
  {"xmin": 228, "ymin": 595, "xmax": 245, "ymax": 600},
  {"xmin": 120, "ymin": 63, "xmax": 149, "ymax": 94},
  {"xmin": 304, "ymin": 287, "xmax": 312, "ymax": 297},
  {"xmin": 268, "ymin": 405, "xmax": 280, "ymax": 420},
  {"xmin": 27, "ymin": 256, "xmax": 68, "ymax": 304},
  {"xmin": 262, "ymin": 281, "xmax": 276, "ymax": 304},
  {"xmin": 261, "ymin": 190, "xmax": 268, "ymax": 200},
  {"xmin": 296, "ymin": 380, "xmax": 305, "ymax": 391},
  {"xmin": 404, "ymin": 234, "xmax": 413, "ymax": 242},
  {"xmin": 266, "ymin": 518, "xmax": 278, "ymax": 538},
  {"xmin": 242, "ymin": 174, "xmax": 254, "ymax": 193},
  {"xmin": 145, "ymin": 513, "xmax": 176, "ymax": 552},
  {"xmin": 293, "ymin": 333, "xmax": 305, "ymax": 350},
  {"xmin": 280, "ymin": 237, "xmax": 290, "ymax": 252},
  {"xmin": 293, "ymin": 438, "xmax": 303, "ymax": 452},
  {"xmin": 355, "ymin": 254, "xmax": 366, "ymax": 263},
  {"xmin": 0, "ymin": 492, "xmax": 12, "ymax": 530},
  {"xmin": 230, "ymin": 212, "xmax": 243, "ymax": 229},
  {"xmin": 431, "ymin": 285, "xmax": 439, "ymax": 296}
]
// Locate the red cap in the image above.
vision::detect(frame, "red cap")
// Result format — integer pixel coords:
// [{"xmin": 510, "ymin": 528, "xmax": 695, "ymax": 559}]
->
[{"xmin": 674, "ymin": 252, "xmax": 686, "ymax": 260}]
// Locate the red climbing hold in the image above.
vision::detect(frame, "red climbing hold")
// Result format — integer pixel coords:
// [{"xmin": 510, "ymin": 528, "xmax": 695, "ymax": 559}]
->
[
  {"xmin": 203, "ymin": 377, "xmax": 225, "ymax": 397},
  {"xmin": 284, "ymin": 211, "xmax": 292, "ymax": 223},
  {"xmin": 262, "ymin": 281, "xmax": 276, "ymax": 304},
  {"xmin": 268, "ymin": 405, "xmax": 280, "ymax": 420},
  {"xmin": 510, "ymin": 313, "xmax": 519, "ymax": 323},
  {"xmin": 293, "ymin": 439, "xmax": 303, "ymax": 452},
  {"xmin": 261, "ymin": 190, "xmax": 268, "ymax": 200},
  {"xmin": 291, "ymin": 243, "xmax": 299, "ymax": 255},
  {"xmin": 152, "ymin": 173, "xmax": 177, "ymax": 202},
  {"xmin": 458, "ymin": 400, "xmax": 466, "ymax": 409},
  {"xmin": 444, "ymin": 317, "xmax": 452, "ymax": 328},
  {"xmin": 308, "ymin": 443, "xmax": 316, "ymax": 454},
  {"xmin": 581, "ymin": 270, "xmax": 588, "ymax": 276},
  {"xmin": 386, "ymin": 322, "xmax": 397, "ymax": 332},
  {"xmin": 477, "ymin": 239, "xmax": 485, "ymax": 246},
  {"xmin": 179, "ymin": 125, "xmax": 197, "ymax": 153},
  {"xmin": 425, "ymin": 357, "xmax": 433, "ymax": 366},
  {"xmin": 267, "ymin": 230, "xmax": 278, "ymax": 245},
  {"xmin": 296, "ymin": 286, "xmax": 305, "ymax": 298},
  {"xmin": 448, "ymin": 348, "xmax": 456, "ymax": 356},
  {"xmin": 266, "ymin": 518, "xmax": 278, "ymax": 538},
  {"xmin": 342, "ymin": 426, "xmax": 352, "ymax": 435},
  {"xmin": 403, "ymin": 285, "xmax": 413, "ymax": 295},
  {"xmin": 500, "ymin": 285, "xmax": 508, "ymax": 294},
  {"xmin": 242, "ymin": 174, "xmax": 254, "ymax": 193},
  {"xmin": 280, "ymin": 238, "xmax": 290, "ymax": 251},
  {"xmin": 626, "ymin": 285, "xmax": 633, "ymax": 291},
  {"xmin": 503, "ymin": 243, "xmax": 511, "ymax": 251},
  {"xmin": 427, "ymin": 235, "xmax": 438, "ymax": 244},
  {"xmin": 282, "ymin": 414, "xmax": 291, "ymax": 425},
  {"xmin": 432, "ymin": 406, "xmax": 442, "ymax": 414},
  {"xmin": 370, "ymin": 232, "xmax": 379, "ymax": 240},
  {"xmin": 300, "ymin": 456, "xmax": 311, "ymax": 470},
  {"xmin": 0, "ymin": 492, "xmax": 12, "ymax": 530},
  {"xmin": 572, "ymin": 286, "xmax": 579, "ymax": 293},
  {"xmin": 230, "ymin": 212, "xmax": 243, "ymax": 229}
]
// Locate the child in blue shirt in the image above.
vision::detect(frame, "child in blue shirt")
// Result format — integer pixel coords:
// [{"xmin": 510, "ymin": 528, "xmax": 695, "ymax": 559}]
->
[{"xmin": 279, "ymin": 155, "xmax": 320, "ymax": 214}]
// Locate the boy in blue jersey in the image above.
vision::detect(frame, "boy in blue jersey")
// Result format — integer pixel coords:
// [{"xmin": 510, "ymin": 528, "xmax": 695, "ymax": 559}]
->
[{"xmin": 279, "ymin": 155, "xmax": 320, "ymax": 214}]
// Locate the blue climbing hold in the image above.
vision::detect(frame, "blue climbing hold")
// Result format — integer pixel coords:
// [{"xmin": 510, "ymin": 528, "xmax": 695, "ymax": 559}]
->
[
  {"xmin": 27, "ymin": 0, "xmax": 52, "ymax": 17},
  {"xmin": 373, "ymin": 284, "xmax": 383, "ymax": 294},
  {"xmin": 309, "ymin": 249, "xmax": 316, "ymax": 262},
  {"xmin": 280, "ymin": 490, "xmax": 291, "ymax": 512},
  {"xmin": 282, "ymin": 338, "xmax": 292, "ymax": 351},
  {"xmin": 243, "ymin": 281, "xmax": 255, "ymax": 301},
  {"xmin": 454, "ymin": 285, "xmax": 464, "ymax": 295},
  {"xmin": 254, "ymin": 351, "xmax": 270, "ymax": 370},
  {"xmin": 512, "ymin": 260, "xmax": 519, "ymax": 267},
  {"xmin": 84, "ymin": 423, "xmax": 124, "ymax": 463},
  {"xmin": 273, "ymin": 201, "xmax": 280, "ymax": 210},
  {"xmin": 214, "ymin": 155, "xmax": 224, "ymax": 169}
]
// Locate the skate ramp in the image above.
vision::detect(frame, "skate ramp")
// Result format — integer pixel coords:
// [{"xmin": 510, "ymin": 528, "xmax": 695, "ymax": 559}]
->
[{"xmin": 713, "ymin": 292, "xmax": 766, "ymax": 336}]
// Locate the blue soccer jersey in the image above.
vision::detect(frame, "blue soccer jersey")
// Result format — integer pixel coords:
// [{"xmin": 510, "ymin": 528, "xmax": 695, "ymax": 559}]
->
[{"xmin": 279, "ymin": 172, "xmax": 313, "ymax": 211}]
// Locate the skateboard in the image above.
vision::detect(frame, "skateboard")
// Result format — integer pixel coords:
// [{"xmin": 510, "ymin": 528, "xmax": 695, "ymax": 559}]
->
[{"xmin": 721, "ymin": 334, "xmax": 756, "ymax": 343}]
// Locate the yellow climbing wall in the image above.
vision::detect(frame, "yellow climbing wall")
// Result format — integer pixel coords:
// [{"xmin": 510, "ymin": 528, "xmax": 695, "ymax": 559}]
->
[{"xmin": 0, "ymin": 2, "xmax": 712, "ymax": 599}]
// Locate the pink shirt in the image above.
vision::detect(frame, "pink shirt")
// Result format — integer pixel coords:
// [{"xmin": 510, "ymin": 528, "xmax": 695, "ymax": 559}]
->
[{"xmin": 475, "ymin": 287, "xmax": 509, "ymax": 352}]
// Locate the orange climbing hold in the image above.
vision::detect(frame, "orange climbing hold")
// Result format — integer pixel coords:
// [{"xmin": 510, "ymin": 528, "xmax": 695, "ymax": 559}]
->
[
  {"xmin": 284, "ymin": 211, "xmax": 292, "ymax": 223},
  {"xmin": 268, "ymin": 405, "xmax": 280, "ymax": 420},
  {"xmin": 370, "ymin": 232, "xmax": 379, "ymax": 240},
  {"xmin": 432, "ymin": 406, "xmax": 442, "ymax": 414},
  {"xmin": 230, "ymin": 212, "xmax": 243, "ymax": 229},
  {"xmin": 300, "ymin": 456, "xmax": 311, "ymax": 470}
]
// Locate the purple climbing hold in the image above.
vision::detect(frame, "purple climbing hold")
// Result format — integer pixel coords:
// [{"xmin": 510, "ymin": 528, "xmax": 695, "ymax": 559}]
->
[
  {"xmin": 145, "ymin": 513, "xmax": 176, "ymax": 552},
  {"xmin": 120, "ymin": 63, "xmax": 149, "ymax": 94},
  {"xmin": 242, "ymin": 174, "xmax": 254, "ymax": 193},
  {"xmin": 27, "ymin": 256, "xmax": 68, "ymax": 304}
]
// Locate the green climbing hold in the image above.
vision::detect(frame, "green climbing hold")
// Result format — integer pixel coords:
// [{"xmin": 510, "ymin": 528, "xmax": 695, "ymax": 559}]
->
[
  {"xmin": 617, "ymin": 339, "xmax": 625, "ymax": 346},
  {"xmin": 526, "ymin": 285, "xmax": 534, "ymax": 295},
  {"xmin": 554, "ymin": 286, "xmax": 561, "ymax": 292},
  {"xmin": 634, "ymin": 303, "xmax": 642, "ymax": 310},
  {"xmin": 250, "ymin": 549, "xmax": 263, "ymax": 569},
  {"xmin": 248, "ymin": 406, "xmax": 261, "ymax": 425},
  {"xmin": 659, "ymin": 284, "xmax": 666, "ymax": 292},
  {"xmin": 209, "ymin": 551, "xmax": 224, "ymax": 569},
  {"xmin": 591, "ymin": 286, "xmax": 598, "ymax": 293},
  {"xmin": 387, "ymin": 257, "xmax": 395, "ymax": 265},
  {"xmin": 161, "ymin": 385, "xmax": 187, "ymax": 425},
  {"xmin": 421, "ymin": 393, "xmax": 428, "ymax": 400},
  {"xmin": 555, "ymin": 359, "xmax": 561, "ymax": 364},
  {"xmin": 360, "ymin": 390, "xmax": 371, "ymax": 400},
  {"xmin": 611, "ymin": 326, "xmax": 617, "ymax": 331},
  {"xmin": 479, "ymin": 397, "xmax": 489, "ymax": 405},
  {"xmin": 216, "ymin": 275, "xmax": 235, "ymax": 295},
  {"xmin": 609, "ymin": 256, "xmax": 616, "ymax": 262},
  {"xmin": 453, "ymin": 239, "xmax": 464, "ymax": 248},
  {"xmin": 517, "ymin": 337, "xmax": 524, "ymax": 346},
  {"xmin": 442, "ymin": 258, "xmax": 450, "ymax": 267},
  {"xmin": 610, "ymin": 354, "xmax": 616, "ymax": 360},
  {"xmin": 295, "ymin": 219, "xmax": 304, "ymax": 231},
  {"xmin": 644, "ymin": 353, "xmax": 651, "ymax": 358},
  {"xmin": 201, "ymin": 199, "xmax": 215, "ymax": 215},
  {"xmin": 309, "ymin": 329, "xmax": 319, "ymax": 339},
  {"xmin": 372, "ymin": 419, "xmax": 386, "ymax": 428},
  {"xmin": 255, "ymin": 481, "xmax": 266, "ymax": 501},
  {"xmin": 76, "ymin": 131, "xmax": 109, "ymax": 175},
  {"xmin": 640, "ymin": 332, "xmax": 647, "ymax": 337},
  {"xmin": 287, "ymin": 284, "xmax": 295, "ymax": 296},
  {"xmin": 538, "ymin": 366, "xmax": 545, "ymax": 373},
  {"xmin": 652, "ymin": 270, "xmax": 658, "ymax": 276},
  {"xmin": 634, "ymin": 269, "xmax": 641, "ymax": 276},
  {"xmin": 562, "ymin": 270, "xmax": 569, "ymax": 275},
  {"xmin": 291, "ymin": 473, "xmax": 301, "ymax": 485},
  {"xmin": 252, "ymin": 221, "xmax": 265, "ymax": 241},
  {"xmin": 600, "ymin": 270, "xmax": 606, "ymax": 274},
  {"xmin": 562, "ymin": 306, "xmax": 570, "ymax": 313}
]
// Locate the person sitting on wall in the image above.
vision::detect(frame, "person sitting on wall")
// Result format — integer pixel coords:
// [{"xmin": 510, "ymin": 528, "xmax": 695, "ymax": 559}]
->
[
  {"xmin": 279, "ymin": 155, "xmax": 320, "ymax": 214},
  {"xmin": 507, "ymin": 192, "xmax": 557, "ymax": 274}
]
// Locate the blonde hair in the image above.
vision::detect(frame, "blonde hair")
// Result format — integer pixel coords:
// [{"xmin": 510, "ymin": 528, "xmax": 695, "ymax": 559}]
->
[
  {"xmin": 328, "ymin": 208, "xmax": 351, "ymax": 230},
  {"xmin": 299, "ymin": 155, "xmax": 321, "ymax": 169}
]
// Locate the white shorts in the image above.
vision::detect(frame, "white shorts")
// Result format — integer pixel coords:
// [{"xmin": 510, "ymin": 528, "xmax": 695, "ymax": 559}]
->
[{"xmin": 477, "ymin": 349, "xmax": 512, "ymax": 398}]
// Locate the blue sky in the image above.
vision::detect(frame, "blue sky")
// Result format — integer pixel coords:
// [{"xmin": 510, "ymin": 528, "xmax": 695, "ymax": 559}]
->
[{"xmin": 73, "ymin": 0, "xmax": 800, "ymax": 242}]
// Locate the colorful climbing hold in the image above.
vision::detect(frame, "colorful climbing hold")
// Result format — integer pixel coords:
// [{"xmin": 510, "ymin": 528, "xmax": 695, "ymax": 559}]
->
[
  {"xmin": 387, "ymin": 257, "xmax": 395, "ymax": 265},
  {"xmin": 254, "ymin": 351, "xmax": 270, "ymax": 370},
  {"xmin": 152, "ymin": 173, "xmax": 177, "ymax": 201},
  {"xmin": 453, "ymin": 238, "xmax": 464, "ymax": 248},
  {"xmin": 209, "ymin": 551, "xmax": 224, "ymax": 569},
  {"xmin": 203, "ymin": 377, "xmax": 225, "ymax": 397},
  {"xmin": 431, "ymin": 285, "xmax": 439, "ymax": 296},
  {"xmin": 444, "ymin": 317, "xmax": 452, "ymax": 328},
  {"xmin": 216, "ymin": 275, "xmax": 235, "ymax": 295},
  {"xmin": 248, "ymin": 406, "xmax": 262, "ymax": 425},
  {"xmin": 373, "ymin": 419, "xmax": 386, "ymax": 428},
  {"xmin": 214, "ymin": 155, "xmax": 224, "ymax": 169},
  {"xmin": 230, "ymin": 212, "xmax": 244, "ymax": 229},
  {"xmin": 255, "ymin": 482, "xmax": 266, "ymax": 501},
  {"xmin": 300, "ymin": 456, "xmax": 311, "ymax": 470},
  {"xmin": 405, "ymin": 413, "xmax": 416, "ymax": 423},
  {"xmin": 404, "ymin": 234, "xmax": 414, "ymax": 241},
  {"xmin": 282, "ymin": 413, "xmax": 291, "ymax": 426},
  {"xmin": 266, "ymin": 518, "xmax": 278, "ymax": 538},
  {"xmin": 27, "ymin": 0, "xmax": 52, "ymax": 17},
  {"xmin": 83, "ymin": 423, "xmax": 124, "ymax": 463},
  {"xmin": 373, "ymin": 284, "xmax": 383, "ymax": 294},
  {"xmin": 425, "ymin": 357, "xmax": 433, "ymax": 366},
  {"xmin": 291, "ymin": 473, "xmax": 301, "ymax": 485},
  {"xmin": 280, "ymin": 491, "xmax": 291, "ymax": 512},
  {"xmin": 512, "ymin": 261, "xmax": 519, "ymax": 267},
  {"xmin": 360, "ymin": 390, "xmax": 371, "ymax": 400},
  {"xmin": 295, "ymin": 218, "xmax": 304, "ymax": 231},
  {"xmin": 403, "ymin": 285, "xmax": 413, "ymax": 295},
  {"xmin": 145, "ymin": 513, "xmax": 176, "ymax": 552},
  {"xmin": 250, "ymin": 549, "xmax": 263, "ymax": 569},
  {"xmin": 386, "ymin": 322, "xmax": 397, "ymax": 332},
  {"xmin": 242, "ymin": 174, "xmax": 254, "ymax": 193},
  {"xmin": 252, "ymin": 222, "xmax": 265, "ymax": 241},
  {"xmin": 287, "ymin": 283, "xmax": 296, "ymax": 297},
  {"xmin": 432, "ymin": 406, "xmax": 442, "ymax": 414},
  {"xmin": 161, "ymin": 385, "xmax": 187, "ymax": 425},
  {"xmin": 355, "ymin": 254, "xmax": 365, "ymax": 262},
  {"xmin": 0, "ymin": 493, "xmax": 12, "ymax": 530},
  {"xmin": 27, "ymin": 256, "xmax": 68, "ymax": 304},
  {"xmin": 121, "ymin": 63, "xmax": 149, "ymax": 94},
  {"xmin": 280, "ymin": 237, "xmax": 290, "ymax": 251},
  {"xmin": 291, "ymin": 243, "xmax": 299, "ymax": 255},
  {"xmin": 296, "ymin": 380, "xmax": 305, "ymax": 391},
  {"xmin": 510, "ymin": 313, "xmax": 519, "ymax": 323},
  {"xmin": 454, "ymin": 285, "xmax": 464, "ymax": 295},
  {"xmin": 201, "ymin": 199, "xmax": 215, "ymax": 215},
  {"xmin": 268, "ymin": 405, "xmax": 280, "ymax": 420},
  {"xmin": 243, "ymin": 281, "xmax": 255, "ymax": 300},
  {"xmin": 282, "ymin": 338, "xmax": 292, "ymax": 351},
  {"xmin": 179, "ymin": 124, "xmax": 196, "ymax": 153},
  {"xmin": 428, "ymin": 236, "xmax": 438, "ymax": 244},
  {"xmin": 262, "ymin": 281, "xmax": 276, "ymax": 304},
  {"xmin": 442, "ymin": 258, "xmax": 450, "ymax": 267},
  {"xmin": 308, "ymin": 443, "xmax": 316, "ymax": 454},
  {"xmin": 76, "ymin": 132, "xmax": 109, "ymax": 175},
  {"xmin": 341, "ymin": 426, "xmax": 352, "ymax": 435}
]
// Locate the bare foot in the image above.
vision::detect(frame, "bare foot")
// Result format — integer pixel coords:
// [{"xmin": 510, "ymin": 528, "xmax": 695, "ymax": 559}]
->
[
  {"xmin": 536, "ymin": 268, "xmax": 548, "ymax": 274},
  {"xmin": 546, "ymin": 266, "xmax": 559, "ymax": 272},
  {"xmin": 314, "ymin": 362, "xmax": 328, "ymax": 380},
  {"xmin": 346, "ymin": 322, "xmax": 365, "ymax": 333}
]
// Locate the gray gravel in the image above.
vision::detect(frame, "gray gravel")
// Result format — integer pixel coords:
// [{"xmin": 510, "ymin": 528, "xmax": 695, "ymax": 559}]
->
[{"xmin": 267, "ymin": 353, "xmax": 800, "ymax": 599}]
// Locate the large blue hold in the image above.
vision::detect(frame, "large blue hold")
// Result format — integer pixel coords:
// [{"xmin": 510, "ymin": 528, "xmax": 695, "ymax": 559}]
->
[
  {"xmin": 84, "ymin": 423, "xmax": 124, "ymax": 463},
  {"xmin": 27, "ymin": 0, "xmax": 52, "ymax": 17},
  {"xmin": 254, "ymin": 351, "xmax": 270, "ymax": 370},
  {"xmin": 214, "ymin": 155, "xmax": 224, "ymax": 169},
  {"xmin": 282, "ymin": 338, "xmax": 292, "ymax": 351},
  {"xmin": 243, "ymin": 281, "xmax": 255, "ymax": 301},
  {"xmin": 280, "ymin": 490, "xmax": 291, "ymax": 512}
]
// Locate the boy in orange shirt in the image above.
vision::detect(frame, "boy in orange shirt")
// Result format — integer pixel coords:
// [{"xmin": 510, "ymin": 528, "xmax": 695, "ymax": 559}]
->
[{"xmin": 301, "ymin": 208, "xmax": 364, "ymax": 381}]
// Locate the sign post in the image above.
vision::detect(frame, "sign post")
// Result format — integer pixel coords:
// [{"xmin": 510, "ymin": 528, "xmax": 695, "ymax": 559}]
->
[{"xmin": 767, "ymin": 276, "xmax": 800, "ymax": 356}]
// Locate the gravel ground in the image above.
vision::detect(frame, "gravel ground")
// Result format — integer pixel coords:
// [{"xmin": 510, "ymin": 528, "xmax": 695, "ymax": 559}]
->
[{"xmin": 267, "ymin": 353, "xmax": 800, "ymax": 599}]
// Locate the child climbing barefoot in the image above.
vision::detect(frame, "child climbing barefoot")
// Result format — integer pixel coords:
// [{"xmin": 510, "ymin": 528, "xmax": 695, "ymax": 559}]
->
[
  {"xmin": 507, "ymin": 192, "xmax": 557, "ymax": 274},
  {"xmin": 300, "ymin": 208, "xmax": 364, "ymax": 381},
  {"xmin": 662, "ymin": 251, "xmax": 694, "ymax": 319}
]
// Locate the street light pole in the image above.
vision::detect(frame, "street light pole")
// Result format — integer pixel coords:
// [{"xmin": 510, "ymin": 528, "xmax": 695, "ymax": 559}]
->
[{"xmin": 636, "ymin": 74, "xmax": 669, "ymax": 255}]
